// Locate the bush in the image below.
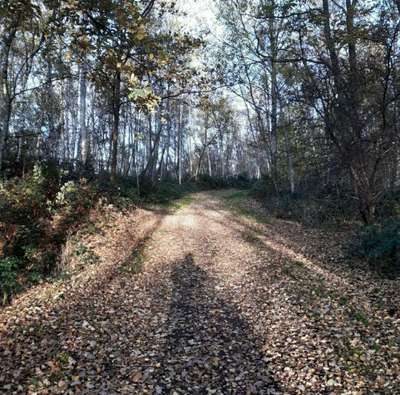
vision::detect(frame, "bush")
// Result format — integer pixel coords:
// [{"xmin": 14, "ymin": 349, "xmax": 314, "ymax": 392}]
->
[
  {"xmin": 74, "ymin": 243, "xmax": 99, "ymax": 266},
  {"xmin": 0, "ymin": 166, "xmax": 102, "ymax": 304},
  {"xmin": 95, "ymin": 174, "xmax": 142, "ymax": 209},
  {"xmin": 249, "ymin": 177, "xmax": 356, "ymax": 226},
  {"xmin": 233, "ymin": 173, "xmax": 253, "ymax": 189},
  {"xmin": 0, "ymin": 257, "xmax": 21, "ymax": 304},
  {"xmin": 142, "ymin": 181, "xmax": 197, "ymax": 204},
  {"xmin": 197, "ymin": 173, "xmax": 253, "ymax": 190},
  {"xmin": 249, "ymin": 175, "xmax": 280, "ymax": 197},
  {"xmin": 348, "ymin": 219, "xmax": 400, "ymax": 277},
  {"xmin": 0, "ymin": 163, "xmax": 49, "ymax": 223},
  {"xmin": 52, "ymin": 178, "xmax": 97, "ymax": 215},
  {"xmin": 0, "ymin": 165, "xmax": 51, "ymax": 277},
  {"xmin": 377, "ymin": 190, "xmax": 400, "ymax": 218}
]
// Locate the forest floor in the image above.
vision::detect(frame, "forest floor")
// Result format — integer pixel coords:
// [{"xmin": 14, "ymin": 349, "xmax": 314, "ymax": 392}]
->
[{"xmin": 0, "ymin": 190, "xmax": 399, "ymax": 394}]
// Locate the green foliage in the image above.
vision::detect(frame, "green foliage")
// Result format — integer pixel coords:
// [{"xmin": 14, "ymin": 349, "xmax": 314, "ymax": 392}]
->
[
  {"xmin": 74, "ymin": 243, "xmax": 99, "ymax": 266},
  {"xmin": 249, "ymin": 179, "xmax": 270, "ymax": 198},
  {"xmin": 252, "ymin": 192, "xmax": 340, "ymax": 226},
  {"xmin": 0, "ymin": 257, "xmax": 21, "ymax": 304},
  {"xmin": 377, "ymin": 191, "xmax": 400, "ymax": 218},
  {"xmin": 0, "ymin": 163, "xmax": 48, "ymax": 223},
  {"xmin": 350, "ymin": 309, "xmax": 370, "ymax": 326},
  {"xmin": 142, "ymin": 181, "xmax": 198, "ymax": 205},
  {"xmin": 223, "ymin": 190, "xmax": 268, "ymax": 224},
  {"xmin": 95, "ymin": 174, "xmax": 145, "ymax": 209},
  {"xmin": 51, "ymin": 178, "xmax": 97, "ymax": 217},
  {"xmin": 55, "ymin": 180, "xmax": 81, "ymax": 209},
  {"xmin": 140, "ymin": 175, "xmax": 252, "ymax": 206},
  {"xmin": 120, "ymin": 248, "xmax": 145, "ymax": 275},
  {"xmin": 225, "ymin": 190, "xmax": 250, "ymax": 201},
  {"xmin": 0, "ymin": 165, "xmax": 102, "ymax": 304},
  {"xmin": 0, "ymin": 165, "xmax": 56, "ymax": 298},
  {"xmin": 27, "ymin": 271, "xmax": 43, "ymax": 285},
  {"xmin": 198, "ymin": 174, "xmax": 253, "ymax": 190},
  {"xmin": 249, "ymin": 177, "xmax": 356, "ymax": 227},
  {"xmin": 348, "ymin": 219, "xmax": 400, "ymax": 277},
  {"xmin": 128, "ymin": 87, "xmax": 160, "ymax": 112}
]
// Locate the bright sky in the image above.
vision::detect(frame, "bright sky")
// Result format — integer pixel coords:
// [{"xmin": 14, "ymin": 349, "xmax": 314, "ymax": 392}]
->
[
  {"xmin": 175, "ymin": 0, "xmax": 221, "ymax": 36},
  {"xmin": 173, "ymin": 0, "xmax": 247, "ymax": 115}
]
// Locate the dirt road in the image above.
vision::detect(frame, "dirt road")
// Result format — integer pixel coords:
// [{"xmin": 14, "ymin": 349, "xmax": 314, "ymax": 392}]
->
[{"xmin": 1, "ymin": 191, "xmax": 399, "ymax": 394}]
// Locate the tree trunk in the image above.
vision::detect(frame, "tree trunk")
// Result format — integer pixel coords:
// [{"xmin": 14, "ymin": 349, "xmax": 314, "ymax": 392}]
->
[
  {"xmin": 268, "ymin": 0, "xmax": 279, "ymax": 187},
  {"xmin": 207, "ymin": 148, "xmax": 212, "ymax": 177},
  {"xmin": 79, "ymin": 58, "xmax": 89, "ymax": 166},
  {"xmin": 195, "ymin": 146, "xmax": 207, "ymax": 180},
  {"xmin": 0, "ymin": 28, "xmax": 17, "ymax": 170},
  {"xmin": 0, "ymin": 99, "xmax": 12, "ymax": 170},
  {"xmin": 283, "ymin": 115, "xmax": 295, "ymax": 195},
  {"xmin": 177, "ymin": 104, "xmax": 183, "ymax": 185},
  {"xmin": 110, "ymin": 70, "xmax": 121, "ymax": 181},
  {"xmin": 395, "ymin": 0, "xmax": 400, "ymax": 14},
  {"xmin": 140, "ymin": 117, "xmax": 163, "ymax": 183}
]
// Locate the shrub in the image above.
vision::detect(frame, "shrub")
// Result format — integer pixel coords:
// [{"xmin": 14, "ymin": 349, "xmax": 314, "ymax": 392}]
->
[
  {"xmin": 152, "ymin": 181, "xmax": 186, "ymax": 201},
  {"xmin": 377, "ymin": 190, "xmax": 400, "ymax": 218},
  {"xmin": 0, "ymin": 257, "xmax": 21, "ymax": 304},
  {"xmin": 139, "ymin": 180, "xmax": 197, "ymax": 204},
  {"xmin": 0, "ymin": 167, "xmax": 101, "ymax": 305},
  {"xmin": 0, "ymin": 165, "xmax": 51, "ymax": 280},
  {"xmin": 52, "ymin": 178, "xmax": 97, "ymax": 215},
  {"xmin": 197, "ymin": 174, "xmax": 252, "ymax": 190},
  {"xmin": 249, "ymin": 178, "xmax": 355, "ymax": 226},
  {"xmin": 74, "ymin": 243, "xmax": 99, "ymax": 266},
  {"xmin": 348, "ymin": 219, "xmax": 400, "ymax": 277},
  {"xmin": 0, "ymin": 163, "xmax": 48, "ymax": 223},
  {"xmin": 231, "ymin": 173, "xmax": 253, "ymax": 189},
  {"xmin": 250, "ymin": 179, "xmax": 269, "ymax": 198}
]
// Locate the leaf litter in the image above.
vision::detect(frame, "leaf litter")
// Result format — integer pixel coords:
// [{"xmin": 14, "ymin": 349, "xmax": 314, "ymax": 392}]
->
[{"xmin": 0, "ymin": 191, "xmax": 399, "ymax": 394}]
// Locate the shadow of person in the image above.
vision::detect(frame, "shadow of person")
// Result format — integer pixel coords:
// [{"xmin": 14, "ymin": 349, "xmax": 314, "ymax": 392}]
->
[{"xmin": 155, "ymin": 253, "xmax": 280, "ymax": 394}]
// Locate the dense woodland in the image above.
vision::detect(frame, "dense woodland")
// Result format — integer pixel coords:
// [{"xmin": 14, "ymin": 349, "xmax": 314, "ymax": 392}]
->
[{"xmin": 1, "ymin": 0, "xmax": 399, "ymax": 214}]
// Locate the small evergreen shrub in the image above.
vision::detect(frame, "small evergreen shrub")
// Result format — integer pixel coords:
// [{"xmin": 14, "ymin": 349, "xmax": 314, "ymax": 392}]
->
[
  {"xmin": 0, "ymin": 257, "xmax": 21, "ymax": 304},
  {"xmin": 52, "ymin": 178, "xmax": 97, "ymax": 215},
  {"xmin": 0, "ymin": 163, "xmax": 48, "ymax": 223},
  {"xmin": 74, "ymin": 243, "xmax": 99, "ymax": 266},
  {"xmin": 377, "ymin": 191, "xmax": 400, "ymax": 218},
  {"xmin": 348, "ymin": 219, "xmax": 400, "ymax": 277},
  {"xmin": 0, "ymin": 165, "xmax": 101, "ymax": 304},
  {"xmin": 198, "ymin": 174, "xmax": 252, "ymax": 190}
]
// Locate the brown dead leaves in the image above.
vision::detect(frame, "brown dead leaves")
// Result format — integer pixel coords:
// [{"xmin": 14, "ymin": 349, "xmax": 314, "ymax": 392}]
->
[{"xmin": 0, "ymin": 191, "xmax": 399, "ymax": 394}]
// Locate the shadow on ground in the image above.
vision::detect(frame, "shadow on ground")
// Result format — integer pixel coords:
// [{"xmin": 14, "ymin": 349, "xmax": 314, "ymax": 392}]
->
[
  {"xmin": 154, "ymin": 254, "xmax": 280, "ymax": 394},
  {"xmin": 0, "ymin": 213, "xmax": 166, "ymax": 393}
]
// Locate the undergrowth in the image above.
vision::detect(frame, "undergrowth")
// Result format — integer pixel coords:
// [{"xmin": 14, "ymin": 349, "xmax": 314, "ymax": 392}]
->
[
  {"xmin": 347, "ymin": 219, "xmax": 399, "ymax": 278},
  {"xmin": 227, "ymin": 181, "xmax": 399, "ymax": 279},
  {"xmin": 223, "ymin": 190, "xmax": 269, "ymax": 224},
  {"xmin": 0, "ymin": 163, "xmax": 252, "ymax": 304}
]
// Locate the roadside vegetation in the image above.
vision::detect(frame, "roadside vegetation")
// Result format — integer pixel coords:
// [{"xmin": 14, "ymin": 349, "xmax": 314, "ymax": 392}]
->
[
  {"xmin": 1, "ymin": 163, "xmax": 399, "ymax": 305},
  {"xmin": 0, "ymin": 162, "xmax": 254, "ymax": 304}
]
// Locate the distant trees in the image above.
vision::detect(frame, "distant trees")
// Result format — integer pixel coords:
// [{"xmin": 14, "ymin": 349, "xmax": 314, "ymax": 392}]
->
[
  {"xmin": 0, "ymin": 1, "xmax": 52, "ymax": 169},
  {"xmin": 303, "ymin": 0, "xmax": 399, "ymax": 223},
  {"xmin": 0, "ymin": 0, "xmax": 248, "ymax": 185},
  {"xmin": 1, "ymin": 0, "xmax": 399, "ymax": 224},
  {"xmin": 1, "ymin": 0, "xmax": 257, "ymax": 189},
  {"xmin": 218, "ymin": 0, "xmax": 400, "ymax": 223}
]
